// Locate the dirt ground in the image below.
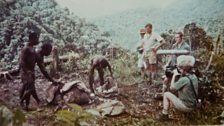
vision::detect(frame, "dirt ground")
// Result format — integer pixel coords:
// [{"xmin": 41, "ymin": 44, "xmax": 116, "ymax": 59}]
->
[{"xmin": 0, "ymin": 71, "xmax": 222, "ymax": 125}]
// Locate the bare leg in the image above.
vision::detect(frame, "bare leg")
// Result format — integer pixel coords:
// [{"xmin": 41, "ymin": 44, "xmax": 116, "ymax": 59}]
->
[
  {"xmin": 20, "ymin": 83, "xmax": 26, "ymax": 99},
  {"xmin": 30, "ymin": 82, "xmax": 40, "ymax": 104},
  {"xmin": 151, "ymin": 64, "xmax": 157, "ymax": 81},
  {"xmin": 20, "ymin": 90, "xmax": 31, "ymax": 110},
  {"xmin": 140, "ymin": 67, "xmax": 145, "ymax": 78},
  {"xmin": 89, "ymin": 68, "xmax": 95, "ymax": 93},
  {"xmin": 98, "ymin": 68, "xmax": 104, "ymax": 86}
]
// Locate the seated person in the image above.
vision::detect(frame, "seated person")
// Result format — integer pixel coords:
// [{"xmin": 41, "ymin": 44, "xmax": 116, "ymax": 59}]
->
[{"xmin": 159, "ymin": 55, "xmax": 198, "ymax": 120}]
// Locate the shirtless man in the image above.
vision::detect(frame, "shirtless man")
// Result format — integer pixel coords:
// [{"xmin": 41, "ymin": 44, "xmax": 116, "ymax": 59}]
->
[
  {"xmin": 89, "ymin": 55, "xmax": 113, "ymax": 94},
  {"xmin": 18, "ymin": 33, "xmax": 57, "ymax": 110}
]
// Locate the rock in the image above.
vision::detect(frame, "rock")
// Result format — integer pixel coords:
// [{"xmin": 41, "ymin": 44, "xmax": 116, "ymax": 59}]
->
[
  {"xmin": 86, "ymin": 109, "xmax": 101, "ymax": 117},
  {"xmin": 96, "ymin": 99, "xmax": 125, "ymax": 116},
  {"xmin": 46, "ymin": 80, "xmax": 92, "ymax": 105},
  {"xmin": 46, "ymin": 84, "xmax": 60, "ymax": 103},
  {"xmin": 63, "ymin": 87, "xmax": 91, "ymax": 105}
]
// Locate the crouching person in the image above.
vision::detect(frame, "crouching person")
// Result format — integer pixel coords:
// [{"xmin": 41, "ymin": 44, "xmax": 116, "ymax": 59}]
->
[
  {"xmin": 159, "ymin": 55, "xmax": 198, "ymax": 120},
  {"xmin": 89, "ymin": 55, "xmax": 113, "ymax": 94}
]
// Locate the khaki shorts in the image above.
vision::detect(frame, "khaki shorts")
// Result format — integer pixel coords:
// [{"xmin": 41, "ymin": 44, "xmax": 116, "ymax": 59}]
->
[{"xmin": 145, "ymin": 51, "xmax": 157, "ymax": 64}]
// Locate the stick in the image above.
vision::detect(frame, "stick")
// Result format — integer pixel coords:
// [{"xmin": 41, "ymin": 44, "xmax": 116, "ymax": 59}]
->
[{"xmin": 205, "ymin": 52, "xmax": 214, "ymax": 71}]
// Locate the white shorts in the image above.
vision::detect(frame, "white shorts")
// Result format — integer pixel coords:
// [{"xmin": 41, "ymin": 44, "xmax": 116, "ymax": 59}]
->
[{"xmin": 137, "ymin": 57, "xmax": 147, "ymax": 68}]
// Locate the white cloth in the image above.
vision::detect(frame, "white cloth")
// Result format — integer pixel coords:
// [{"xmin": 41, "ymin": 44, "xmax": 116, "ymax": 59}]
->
[
  {"xmin": 162, "ymin": 92, "xmax": 193, "ymax": 115},
  {"xmin": 137, "ymin": 53, "xmax": 146, "ymax": 68}
]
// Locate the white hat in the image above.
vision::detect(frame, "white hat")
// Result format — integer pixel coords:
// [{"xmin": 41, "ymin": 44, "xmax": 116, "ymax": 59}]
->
[
  {"xmin": 139, "ymin": 29, "xmax": 146, "ymax": 34},
  {"xmin": 177, "ymin": 55, "xmax": 195, "ymax": 67}
]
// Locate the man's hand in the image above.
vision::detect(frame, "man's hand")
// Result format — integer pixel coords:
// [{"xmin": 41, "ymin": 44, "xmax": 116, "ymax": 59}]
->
[
  {"xmin": 151, "ymin": 47, "xmax": 157, "ymax": 53},
  {"xmin": 52, "ymin": 79, "xmax": 61, "ymax": 85},
  {"xmin": 163, "ymin": 64, "xmax": 168, "ymax": 71},
  {"xmin": 173, "ymin": 69, "xmax": 180, "ymax": 76}
]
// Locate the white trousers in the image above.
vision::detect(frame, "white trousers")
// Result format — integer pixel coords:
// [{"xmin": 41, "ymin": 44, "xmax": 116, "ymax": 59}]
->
[{"xmin": 162, "ymin": 92, "xmax": 193, "ymax": 115}]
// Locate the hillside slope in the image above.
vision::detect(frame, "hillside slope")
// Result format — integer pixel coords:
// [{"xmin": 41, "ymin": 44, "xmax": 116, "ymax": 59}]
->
[
  {"xmin": 0, "ymin": 0, "xmax": 111, "ymax": 65},
  {"xmin": 92, "ymin": 0, "xmax": 224, "ymax": 50}
]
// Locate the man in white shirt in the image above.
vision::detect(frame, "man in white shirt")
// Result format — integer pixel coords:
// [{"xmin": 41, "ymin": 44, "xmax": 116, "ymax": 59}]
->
[{"xmin": 143, "ymin": 23, "xmax": 166, "ymax": 81}]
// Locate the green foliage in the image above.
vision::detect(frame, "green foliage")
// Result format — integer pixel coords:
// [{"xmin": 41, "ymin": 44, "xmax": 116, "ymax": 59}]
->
[
  {"xmin": 101, "ymin": 31, "xmax": 110, "ymax": 37},
  {"xmin": 61, "ymin": 51, "xmax": 79, "ymax": 72},
  {"xmin": 0, "ymin": 106, "xmax": 26, "ymax": 126},
  {"xmin": 213, "ymin": 54, "xmax": 224, "ymax": 74},
  {"xmin": 12, "ymin": 109, "xmax": 26, "ymax": 126},
  {"xmin": 194, "ymin": 52, "xmax": 224, "ymax": 106},
  {"xmin": 0, "ymin": 105, "xmax": 13, "ymax": 126},
  {"xmin": 55, "ymin": 104, "xmax": 96, "ymax": 126},
  {"xmin": 135, "ymin": 118, "xmax": 157, "ymax": 126},
  {"xmin": 112, "ymin": 49, "xmax": 139, "ymax": 85}
]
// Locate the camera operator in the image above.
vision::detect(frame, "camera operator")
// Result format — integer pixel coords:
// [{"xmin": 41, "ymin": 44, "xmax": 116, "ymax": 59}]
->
[
  {"xmin": 159, "ymin": 55, "xmax": 198, "ymax": 120},
  {"xmin": 162, "ymin": 32, "xmax": 191, "ymax": 94}
]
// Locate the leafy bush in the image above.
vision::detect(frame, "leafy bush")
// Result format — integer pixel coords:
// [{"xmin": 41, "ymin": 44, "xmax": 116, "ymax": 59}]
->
[
  {"xmin": 0, "ymin": 105, "xmax": 26, "ymax": 126},
  {"xmin": 112, "ymin": 48, "xmax": 140, "ymax": 85},
  {"xmin": 55, "ymin": 104, "xmax": 96, "ymax": 126}
]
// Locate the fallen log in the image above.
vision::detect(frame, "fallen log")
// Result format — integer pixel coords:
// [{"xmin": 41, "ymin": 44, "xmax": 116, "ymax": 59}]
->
[
  {"xmin": 44, "ymin": 53, "xmax": 80, "ymax": 65},
  {"xmin": 156, "ymin": 49, "xmax": 190, "ymax": 55},
  {"xmin": 0, "ymin": 52, "xmax": 80, "ymax": 80}
]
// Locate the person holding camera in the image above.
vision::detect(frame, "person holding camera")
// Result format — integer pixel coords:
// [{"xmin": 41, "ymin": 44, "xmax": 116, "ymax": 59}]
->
[
  {"xmin": 159, "ymin": 55, "xmax": 198, "ymax": 121},
  {"xmin": 162, "ymin": 32, "xmax": 191, "ymax": 93}
]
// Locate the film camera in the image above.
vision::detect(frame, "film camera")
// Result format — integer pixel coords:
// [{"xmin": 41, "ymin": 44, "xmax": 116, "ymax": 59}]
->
[
  {"xmin": 165, "ymin": 65, "xmax": 181, "ymax": 78},
  {"xmin": 137, "ymin": 46, "xmax": 144, "ymax": 54}
]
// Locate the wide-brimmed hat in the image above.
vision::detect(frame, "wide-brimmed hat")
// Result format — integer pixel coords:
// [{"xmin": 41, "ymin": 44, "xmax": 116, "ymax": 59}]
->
[
  {"xmin": 177, "ymin": 55, "xmax": 195, "ymax": 67},
  {"xmin": 139, "ymin": 29, "xmax": 146, "ymax": 34}
]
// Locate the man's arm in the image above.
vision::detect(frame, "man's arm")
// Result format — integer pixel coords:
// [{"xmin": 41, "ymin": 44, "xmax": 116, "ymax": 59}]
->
[
  {"xmin": 185, "ymin": 44, "xmax": 191, "ymax": 52},
  {"xmin": 154, "ymin": 39, "xmax": 166, "ymax": 51},
  {"xmin": 37, "ymin": 56, "xmax": 55, "ymax": 83},
  {"xmin": 107, "ymin": 62, "xmax": 113, "ymax": 77},
  {"xmin": 170, "ymin": 70, "xmax": 187, "ymax": 91},
  {"xmin": 102, "ymin": 59, "xmax": 113, "ymax": 77},
  {"xmin": 89, "ymin": 65, "xmax": 95, "ymax": 93},
  {"xmin": 170, "ymin": 71, "xmax": 179, "ymax": 91}
]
